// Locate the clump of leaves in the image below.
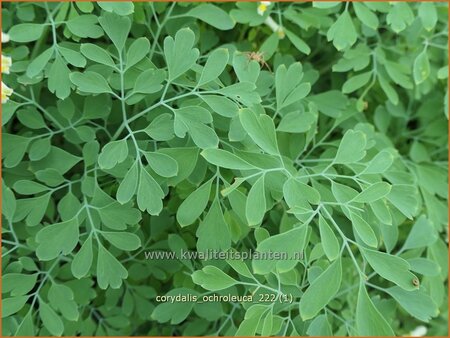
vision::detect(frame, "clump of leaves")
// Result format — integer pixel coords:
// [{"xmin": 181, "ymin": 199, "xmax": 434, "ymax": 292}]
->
[{"xmin": 1, "ymin": 1, "xmax": 448, "ymax": 337}]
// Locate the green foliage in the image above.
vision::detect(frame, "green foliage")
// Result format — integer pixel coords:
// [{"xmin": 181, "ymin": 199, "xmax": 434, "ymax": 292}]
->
[{"xmin": 1, "ymin": 1, "xmax": 448, "ymax": 337}]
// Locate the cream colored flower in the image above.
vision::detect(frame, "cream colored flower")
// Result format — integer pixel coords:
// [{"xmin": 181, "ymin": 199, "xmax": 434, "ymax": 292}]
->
[
  {"xmin": 2, "ymin": 32, "xmax": 10, "ymax": 43},
  {"xmin": 257, "ymin": 1, "xmax": 271, "ymax": 16},
  {"xmin": 264, "ymin": 16, "xmax": 284, "ymax": 39},
  {"xmin": 277, "ymin": 28, "xmax": 285, "ymax": 39},
  {"xmin": 2, "ymin": 54, "xmax": 12, "ymax": 74},
  {"xmin": 409, "ymin": 326, "xmax": 427, "ymax": 337},
  {"xmin": 2, "ymin": 81, "xmax": 13, "ymax": 103},
  {"xmin": 2, "ymin": 30, "xmax": 13, "ymax": 103}
]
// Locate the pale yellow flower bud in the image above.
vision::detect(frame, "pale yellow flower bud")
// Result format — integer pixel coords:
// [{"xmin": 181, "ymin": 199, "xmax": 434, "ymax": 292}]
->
[
  {"xmin": 1, "ymin": 81, "xmax": 13, "ymax": 103},
  {"xmin": 2, "ymin": 32, "xmax": 10, "ymax": 43},
  {"xmin": 408, "ymin": 326, "xmax": 427, "ymax": 337},
  {"xmin": 264, "ymin": 16, "xmax": 285, "ymax": 39},
  {"xmin": 2, "ymin": 54, "xmax": 12, "ymax": 74}
]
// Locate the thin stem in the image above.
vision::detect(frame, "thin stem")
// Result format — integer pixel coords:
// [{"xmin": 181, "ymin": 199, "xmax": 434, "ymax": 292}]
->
[
  {"xmin": 44, "ymin": 2, "xmax": 58, "ymax": 50},
  {"xmin": 321, "ymin": 206, "xmax": 366, "ymax": 279},
  {"xmin": 118, "ymin": 51, "xmax": 142, "ymax": 160},
  {"xmin": 13, "ymin": 92, "xmax": 64, "ymax": 130},
  {"xmin": 149, "ymin": 2, "xmax": 175, "ymax": 60}
]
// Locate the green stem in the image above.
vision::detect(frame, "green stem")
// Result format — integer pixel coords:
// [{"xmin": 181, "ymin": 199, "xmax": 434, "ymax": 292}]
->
[{"xmin": 321, "ymin": 206, "xmax": 366, "ymax": 280}]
